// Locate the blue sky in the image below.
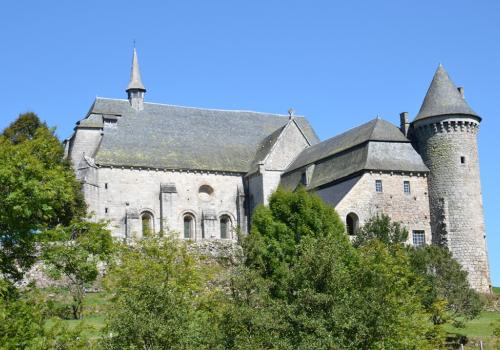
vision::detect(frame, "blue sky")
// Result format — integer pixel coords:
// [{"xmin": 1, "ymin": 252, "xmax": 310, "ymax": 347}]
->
[{"xmin": 1, "ymin": 1, "xmax": 499, "ymax": 284}]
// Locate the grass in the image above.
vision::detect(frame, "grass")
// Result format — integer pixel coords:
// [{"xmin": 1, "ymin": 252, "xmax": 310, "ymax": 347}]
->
[
  {"xmin": 444, "ymin": 311, "xmax": 500, "ymax": 338},
  {"xmin": 44, "ymin": 290, "xmax": 109, "ymax": 339}
]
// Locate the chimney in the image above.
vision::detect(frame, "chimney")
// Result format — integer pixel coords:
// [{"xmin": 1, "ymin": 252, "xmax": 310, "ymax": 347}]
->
[
  {"xmin": 457, "ymin": 86, "xmax": 464, "ymax": 98},
  {"xmin": 400, "ymin": 112, "xmax": 409, "ymax": 137}
]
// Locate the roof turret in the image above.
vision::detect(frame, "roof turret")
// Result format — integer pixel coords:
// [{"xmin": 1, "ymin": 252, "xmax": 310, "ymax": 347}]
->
[
  {"xmin": 126, "ymin": 48, "xmax": 146, "ymax": 92},
  {"xmin": 414, "ymin": 64, "xmax": 479, "ymax": 122}
]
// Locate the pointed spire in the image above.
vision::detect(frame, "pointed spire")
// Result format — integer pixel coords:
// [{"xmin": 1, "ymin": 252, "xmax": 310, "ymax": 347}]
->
[
  {"xmin": 414, "ymin": 64, "xmax": 479, "ymax": 121},
  {"xmin": 126, "ymin": 48, "xmax": 146, "ymax": 92}
]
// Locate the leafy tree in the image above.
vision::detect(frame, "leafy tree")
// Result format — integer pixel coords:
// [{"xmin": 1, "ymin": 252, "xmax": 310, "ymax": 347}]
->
[
  {"xmin": 408, "ymin": 245, "xmax": 483, "ymax": 324},
  {"xmin": 355, "ymin": 214, "xmax": 482, "ymax": 326},
  {"xmin": 244, "ymin": 187, "xmax": 346, "ymax": 297},
  {"xmin": 0, "ymin": 279, "xmax": 92, "ymax": 349},
  {"xmin": 353, "ymin": 213, "xmax": 408, "ymax": 247},
  {"xmin": 0, "ymin": 114, "xmax": 85, "ymax": 280},
  {"xmin": 2, "ymin": 112, "xmax": 45, "ymax": 144},
  {"xmin": 40, "ymin": 221, "xmax": 113, "ymax": 320},
  {"xmin": 100, "ymin": 237, "xmax": 221, "ymax": 350},
  {"xmin": 230, "ymin": 188, "xmax": 437, "ymax": 349}
]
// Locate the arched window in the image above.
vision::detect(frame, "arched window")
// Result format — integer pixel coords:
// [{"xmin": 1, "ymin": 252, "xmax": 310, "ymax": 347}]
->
[
  {"xmin": 184, "ymin": 214, "xmax": 195, "ymax": 239},
  {"xmin": 141, "ymin": 211, "xmax": 154, "ymax": 237},
  {"xmin": 220, "ymin": 215, "xmax": 232, "ymax": 239},
  {"xmin": 346, "ymin": 213, "xmax": 359, "ymax": 236}
]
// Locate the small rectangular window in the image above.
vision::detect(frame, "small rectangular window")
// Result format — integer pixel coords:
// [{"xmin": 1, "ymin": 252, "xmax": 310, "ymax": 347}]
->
[
  {"xmin": 461, "ymin": 156, "xmax": 465, "ymax": 164},
  {"xmin": 412, "ymin": 230, "xmax": 425, "ymax": 247},
  {"xmin": 105, "ymin": 207, "xmax": 108, "ymax": 214},
  {"xmin": 375, "ymin": 180, "xmax": 383, "ymax": 193},
  {"xmin": 104, "ymin": 183, "xmax": 108, "ymax": 189},
  {"xmin": 404, "ymin": 181, "xmax": 411, "ymax": 194}
]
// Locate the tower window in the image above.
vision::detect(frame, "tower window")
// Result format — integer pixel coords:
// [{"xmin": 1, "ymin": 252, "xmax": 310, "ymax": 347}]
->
[
  {"xmin": 220, "ymin": 215, "xmax": 231, "ymax": 239},
  {"xmin": 104, "ymin": 183, "xmax": 108, "ymax": 189},
  {"xmin": 183, "ymin": 214, "xmax": 194, "ymax": 239},
  {"xmin": 105, "ymin": 207, "xmax": 108, "ymax": 214},
  {"xmin": 375, "ymin": 180, "xmax": 383, "ymax": 193},
  {"xmin": 404, "ymin": 181, "xmax": 411, "ymax": 194},
  {"xmin": 412, "ymin": 230, "xmax": 426, "ymax": 247},
  {"xmin": 461, "ymin": 156, "xmax": 466, "ymax": 164}
]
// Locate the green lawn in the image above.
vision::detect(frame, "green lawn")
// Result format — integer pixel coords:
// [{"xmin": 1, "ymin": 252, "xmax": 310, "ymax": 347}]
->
[
  {"xmin": 444, "ymin": 311, "xmax": 500, "ymax": 338},
  {"xmin": 44, "ymin": 290, "xmax": 109, "ymax": 339}
]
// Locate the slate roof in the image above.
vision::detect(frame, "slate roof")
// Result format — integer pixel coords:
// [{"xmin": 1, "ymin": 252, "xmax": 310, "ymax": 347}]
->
[
  {"xmin": 414, "ymin": 64, "xmax": 479, "ymax": 122},
  {"xmin": 127, "ymin": 48, "xmax": 146, "ymax": 91},
  {"xmin": 79, "ymin": 98, "xmax": 319, "ymax": 173},
  {"xmin": 286, "ymin": 118, "xmax": 409, "ymax": 173},
  {"xmin": 281, "ymin": 118, "xmax": 428, "ymax": 190}
]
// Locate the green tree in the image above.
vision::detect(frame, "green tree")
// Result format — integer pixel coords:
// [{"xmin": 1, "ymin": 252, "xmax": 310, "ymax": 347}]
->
[
  {"xmin": 355, "ymin": 214, "xmax": 482, "ymax": 327},
  {"xmin": 40, "ymin": 221, "xmax": 113, "ymax": 320},
  {"xmin": 0, "ymin": 279, "xmax": 92, "ymax": 350},
  {"xmin": 228, "ymin": 188, "xmax": 436, "ymax": 349},
  {"xmin": 408, "ymin": 245, "xmax": 483, "ymax": 324},
  {"xmin": 353, "ymin": 213, "xmax": 408, "ymax": 248},
  {"xmin": 0, "ymin": 114, "xmax": 85, "ymax": 280},
  {"xmin": 100, "ymin": 237, "xmax": 221, "ymax": 350},
  {"xmin": 2, "ymin": 112, "xmax": 45, "ymax": 144},
  {"xmin": 244, "ymin": 187, "xmax": 346, "ymax": 297}
]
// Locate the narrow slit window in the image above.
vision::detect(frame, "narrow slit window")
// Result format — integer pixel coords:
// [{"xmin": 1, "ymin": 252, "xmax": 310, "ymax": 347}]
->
[
  {"xmin": 461, "ymin": 156, "xmax": 466, "ymax": 164},
  {"xmin": 104, "ymin": 183, "xmax": 108, "ymax": 189}
]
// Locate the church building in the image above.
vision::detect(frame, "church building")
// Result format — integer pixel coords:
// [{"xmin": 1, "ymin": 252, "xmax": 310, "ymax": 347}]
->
[{"xmin": 65, "ymin": 49, "xmax": 491, "ymax": 292}]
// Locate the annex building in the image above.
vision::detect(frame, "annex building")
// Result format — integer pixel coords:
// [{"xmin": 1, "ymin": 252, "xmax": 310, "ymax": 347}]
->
[{"xmin": 66, "ymin": 49, "xmax": 491, "ymax": 292}]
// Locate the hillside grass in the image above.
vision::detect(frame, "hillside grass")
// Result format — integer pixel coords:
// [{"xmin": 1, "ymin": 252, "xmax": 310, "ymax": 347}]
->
[{"xmin": 44, "ymin": 290, "xmax": 109, "ymax": 339}]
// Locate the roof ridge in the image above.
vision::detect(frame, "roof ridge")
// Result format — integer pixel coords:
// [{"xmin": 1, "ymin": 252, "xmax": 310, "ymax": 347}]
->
[{"xmin": 95, "ymin": 97, "xmax": 299, "ymax": 118}]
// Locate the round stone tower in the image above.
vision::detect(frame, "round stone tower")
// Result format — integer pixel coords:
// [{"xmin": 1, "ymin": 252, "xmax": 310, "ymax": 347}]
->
[{"xmin": 411, "ymin": 65, "xmax": 490, "ymax": 293}]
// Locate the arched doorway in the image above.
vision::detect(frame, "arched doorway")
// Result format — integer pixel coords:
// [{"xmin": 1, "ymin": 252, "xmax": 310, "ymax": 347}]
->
[
  {"xmin": 219, "ymin": 215, "xmax": 232, "ymax": 239},
  {"xmin": 346, "ymin": 212, "xmax": 359, "ymax": 236}
]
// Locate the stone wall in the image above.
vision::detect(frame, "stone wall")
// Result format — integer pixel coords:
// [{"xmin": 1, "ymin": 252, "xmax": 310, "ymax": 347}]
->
[
  {"xmin": 90, "ymin": 167, "xmax": 246, "ymax": 241},
  {"xmin": 325, "ymin": 171, "xmax": 432, "ymax": 245},
  {"xmin": 413, "ymin": 116, "xmax": 490, "ymax": 292}
]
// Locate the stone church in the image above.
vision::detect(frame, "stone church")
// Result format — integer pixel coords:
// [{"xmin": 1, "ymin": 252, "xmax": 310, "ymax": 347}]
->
[{"xmin": 65, "ymin": 49, "xmax": 490, "ymax": 292}]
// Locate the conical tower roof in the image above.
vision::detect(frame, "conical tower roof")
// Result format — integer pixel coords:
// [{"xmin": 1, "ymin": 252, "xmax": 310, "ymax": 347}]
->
[
  {"xmin": 414, "ymin": 64, "xmax": 478, "ymax": 122},
  {"xmin": 126, "ymin": 48, "xmax": 146, "ymax": 92}
]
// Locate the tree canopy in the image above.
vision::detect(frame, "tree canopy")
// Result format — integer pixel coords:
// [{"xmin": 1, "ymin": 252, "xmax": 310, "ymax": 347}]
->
[{"xmin": 0, "ymin": 112, "xmax": 85, "ymax": 280}]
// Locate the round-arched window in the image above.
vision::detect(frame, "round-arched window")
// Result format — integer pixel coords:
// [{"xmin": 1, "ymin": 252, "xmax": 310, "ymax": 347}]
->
[
  {"xmin": 183, "ymin": 214, "xmax": 195, "ymax": 239},
  {"xmin": 198, "ymin": 185, "xmax": 214, "ymax": 201},
  {"xmin": 141, "ymin": 211, "xmax": 154, "ymax": 237},
  {"xmin": 220, "ymin": 215, "xmax": 232, "ymax": 239},
  {"xmin": 346, "ymin": 213, "xmax": 359, "ymax": 236}
]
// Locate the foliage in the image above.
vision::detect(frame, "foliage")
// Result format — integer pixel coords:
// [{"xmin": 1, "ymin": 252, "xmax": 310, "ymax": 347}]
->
[
  {"xmin": 353, "ymin": 214, "xmax": 482, "ymax": 326},
  {"xmin": 408, "ymin": 244, "xmax": 483, "ymax": 324},
  {"xmin": 353, "ymin": 213, "xmax": 408, "ymax": 248},
  {"xmin": 2, "ymin": 112, "xmax": 45, "ymax": 144},
  {"xmin": 231, "ymin": 189, "xmax": 436, "ymax": 349},
  {"xmin": 244, "ymin": 187, "xmax": 346, "ymax": 297},
  {"xmin": 0, "ymin": 279, "xmax": 93, "ymax": 350},
  {"xmin": 40, "ymin": 221, "xmax": 114, "ymax": 320},
  {"xmin": 100, "ymin": 237, "xmax": 222, "ymax": 350},
  {"xmin": 0, "ymin": 113, "xmax": 85, "ymax": 280}
]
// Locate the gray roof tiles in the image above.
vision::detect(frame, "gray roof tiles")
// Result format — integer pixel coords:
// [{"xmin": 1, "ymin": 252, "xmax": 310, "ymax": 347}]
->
[
  {"xmin": 414, "ymin": 64, "xmax": 479, "ymax": 122},
  {"xmin": 84, "ymin": 98, "xmax": 319, "ymax": 173},
  {"xmin": 286, "ymin": 118, "xmax": 409, "ymax": 173},
  {"xmin": 281, "ymin": 118, "xmax": 429, "ymax": 190},
  {"xmin": 126, "ymin": 48, "xmax": 146, "ymax": 91}
]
